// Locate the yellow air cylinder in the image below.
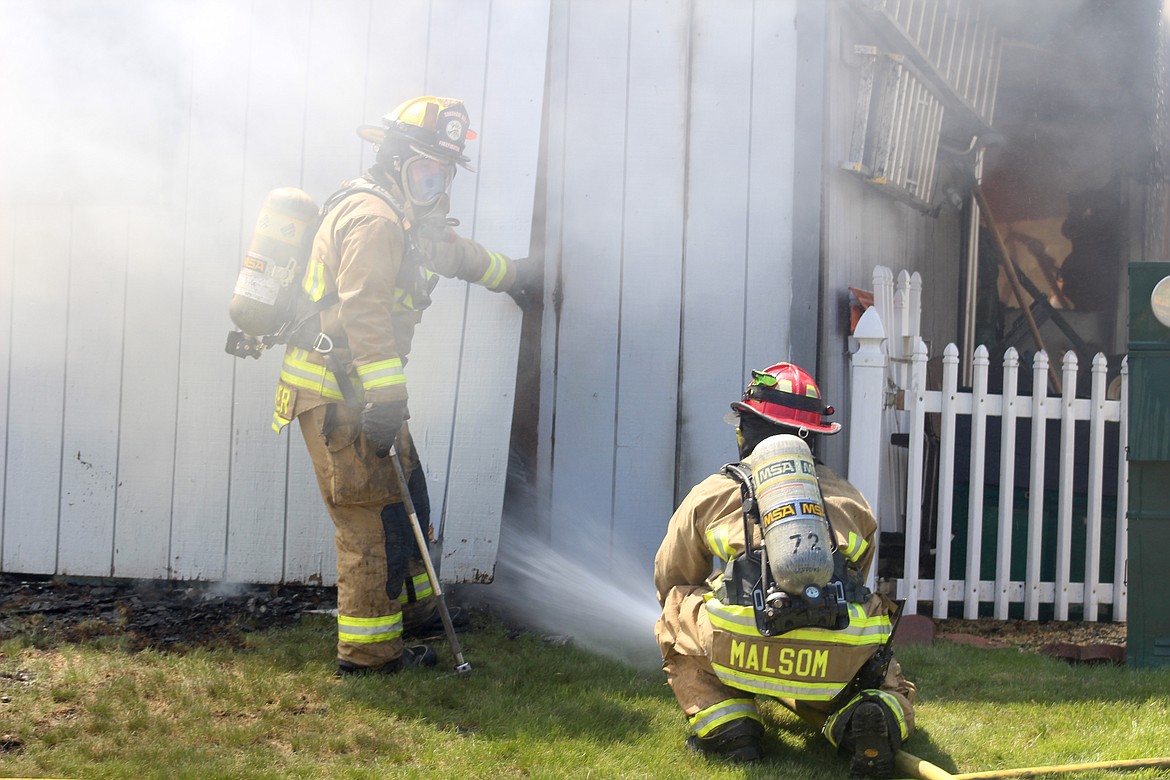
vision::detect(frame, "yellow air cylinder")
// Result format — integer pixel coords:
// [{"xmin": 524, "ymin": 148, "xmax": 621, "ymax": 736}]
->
[
  {"xmin": 228, "ymin": 187, "xmax": 320, "ymax": 337},
  {"xmin": 748, "ymin": 434, "xmax": 835, "ymax": 593}
]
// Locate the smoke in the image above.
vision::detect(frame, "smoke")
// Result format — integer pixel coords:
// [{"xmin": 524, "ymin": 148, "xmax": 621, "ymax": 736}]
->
[
  {"xmin": 1, "ymin": 1, "xmax": 204, "ymax": 206},
  {"xmin": 472, "ymin": 510, "xmax": 664, "ymax": 672}
]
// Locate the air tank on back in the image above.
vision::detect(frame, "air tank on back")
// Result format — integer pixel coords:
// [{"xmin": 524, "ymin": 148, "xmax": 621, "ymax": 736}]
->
[
  {"xmin": 746, "ymin": 434, "xmax": 834, "ymax": 593},
  {"xmin": 228, "ymin": 187, "xmax": 320, "ymax": 337}
]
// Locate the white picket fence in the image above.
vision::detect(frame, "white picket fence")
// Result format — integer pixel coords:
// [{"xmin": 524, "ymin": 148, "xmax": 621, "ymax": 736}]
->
[{"xmin": 847, "ymin": 268, "xmax": 1128, "ymax": 622}]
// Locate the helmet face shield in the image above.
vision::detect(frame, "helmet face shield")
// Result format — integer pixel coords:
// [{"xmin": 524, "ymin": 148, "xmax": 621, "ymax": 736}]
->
[{"xmin": 402, "ymin": 153, "xmax": 455, "ymax": 209}]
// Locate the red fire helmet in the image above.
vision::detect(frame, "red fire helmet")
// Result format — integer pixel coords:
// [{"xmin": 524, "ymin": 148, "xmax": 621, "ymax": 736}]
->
[{"xmin": 729, "ymin": 362, "xmax": 841, "ymax": 435}]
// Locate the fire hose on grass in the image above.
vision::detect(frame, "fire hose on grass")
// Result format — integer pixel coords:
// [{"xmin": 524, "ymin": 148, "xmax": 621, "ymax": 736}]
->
[{"xmin": 775, "ymin": 699, "xmax": 1170, "ymax": 780}]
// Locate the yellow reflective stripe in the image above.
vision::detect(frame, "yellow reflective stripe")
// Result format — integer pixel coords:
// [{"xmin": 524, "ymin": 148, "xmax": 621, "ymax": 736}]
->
[
  {"xmin": 272, "ymin": 410, "xmax": 292, "ymax": 433},
  {"xmin": 357, "ymin": 357, "xmax": 405, "ymax": 391},
  {"xmin": 394, "ymin": 285, "xmax": 414, "ymax": 310},
  {"xmin": 870, "ymin": 690, "xmax": 909, "ymax": 740},
  {"xmin": 710, "ymin": 662, "xmax": 848, "ymax": 700},
  {"xmin": 397, "ymin": 572, "xmax": 433, "ymax": 604},
  {"xmin": 279, "ymin": 348, "xmax": 345, "ymax": 401},
  {"xmin": 476, "ymin": 251, "xmax": 508, "ymax": 290},
  {"xmin": 688, "ymin": 698, "xmax": 760, "ymax": 738},
  {"xmin": 705, "ymin": 526, "xmax": 734, "ymax": 562},
  {"xmin": 842, "ymin": 532, "xmax": 869, "ymax": 564},
  {"xmin": 302, "ymin": 257, "xmax": 326, "ymax": 302},
  {"xmin": 823, "ymin": 692, "xmax": 861, "ymax": 745},
  {"xmin": 705, "ymin": 597, "xmax": 892, "ymax": 646},
  {"xmin": 337, "ymin": 612, "xmax": 403, "ymax": 644},
  {"xmin": 822, "ymin": 690, "xmax": 910, "ymax": 746}
]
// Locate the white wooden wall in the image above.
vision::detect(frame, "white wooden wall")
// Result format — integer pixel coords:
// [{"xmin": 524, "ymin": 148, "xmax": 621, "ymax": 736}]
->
[
  {"xmin": 537, "ymin": 0, "xmax": 805, "ymax": 568},
  {"xmin": 3, "ymin": 0, "xmax": 842, "ymax": 585},
  {"xmin": 0, "ymin": 0, "xmax": 548, "ymax": 584}
]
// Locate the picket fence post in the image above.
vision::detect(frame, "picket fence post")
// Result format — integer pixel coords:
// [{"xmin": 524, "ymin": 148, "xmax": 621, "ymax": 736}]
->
[
  {"xmin": 994, "ymin": 348, "xmax": 1020, "ymax": 619},
  {"xmin": 1114, "ymin": 358, "xmax": 1129, "ymax": 622},
  {"xmin": 933, "ymin": 343, "xmax": 960, "ymax": 618},
  {"xmin": 964, "ymin": 345, "xmax": 990, "ymax": 618},
  {"xmin": 1083, "ymin": 353, "xmax": 1109, "ymax": 620},
  {"xmin": 902, "ymin": 338, "xmax": 929, "ymax": 615},
  {"xmin": 848, "ymin": 307, "xmax": 887, "ymax": 591},
  {"xmin": 1054, "ymin": 352, "xmax": 1079, "ymax": 620}
]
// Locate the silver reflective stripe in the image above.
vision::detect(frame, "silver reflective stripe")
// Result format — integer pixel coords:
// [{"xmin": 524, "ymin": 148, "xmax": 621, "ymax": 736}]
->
[
  {"xmin": 711, "ymin": 664, "xmax": 847, "ymax": 700},
  {"xmin": 357, "ymin": 357, "xmax": 405, "ymax": 390},
  {"xmin": 337, "ymin": 613, "xmax": 403, "ymax": 644},
  {"xmin": 280, "ymin": 348, "xmax": 345, "ymax": 400},
  {"xmin": 689, "ymin": 698, "xmax": 759, "ymax": 737},
  {"xmin": 706, "ymin": 594, "xmax": 892, "ymax": 645},
  {"xmin": 704, "ymin": 596, "xmax": 757, "ymax": 631},
  {"xmin": 477, "ymin": 251, "xmax": 508, "ymax": 289}
]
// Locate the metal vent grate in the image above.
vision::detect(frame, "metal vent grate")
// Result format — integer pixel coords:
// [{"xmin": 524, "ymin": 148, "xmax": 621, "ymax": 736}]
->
[
  {"xmin": 844, "ymin": 47, "xmax": 945, "ymax": 209},
  {"xmin": 865, "ymin": 0, "xmax": 1002, "ymax": 127}
]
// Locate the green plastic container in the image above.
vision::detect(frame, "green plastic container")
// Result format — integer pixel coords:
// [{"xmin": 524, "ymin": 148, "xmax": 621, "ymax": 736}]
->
[{"xmin": 1126, "ymin": 261, "xmax": 1170, "ymax": 668}]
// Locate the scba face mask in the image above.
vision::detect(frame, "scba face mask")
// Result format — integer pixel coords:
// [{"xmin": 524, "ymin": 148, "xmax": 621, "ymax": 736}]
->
[{"xmin": 401, "ymin": 153, "xmax": 455, "ymax": 216}]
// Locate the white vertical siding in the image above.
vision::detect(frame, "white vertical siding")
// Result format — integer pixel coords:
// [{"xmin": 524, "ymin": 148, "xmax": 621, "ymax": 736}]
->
[
  {"xmin": 0, "ymin": 0, "xmax": 548, "ymax": 584},
  {"xmin": 225, "ymin": 0, "xmax": 312, "ymax": 585},
  {"xmin": 59, "ymin": 206, "xmax": 126, "ymax": 577},
  {"xmin": 0, "ymin": 210, "xmax": 11, "ymax": 558},
  {"xmin": 678, "ymin": 0, "xmax": 759, "ymax": 490},
  {"xmin": 423, "ymin": 0, "xmax": 548, "ymax": 582},
  {"xmin": 612, "ymin": 1, "xmax": 690, "ymax": 563},
  {"xmin": 547, "ymin": 0, "xmax": 630, "ymax": 556},
  {"xmin": 117, "ymin": 205, "xmax": 186, "ymax": 578},
  {"xmin": 541, "ymin": 0, "xmax": 801, "ymax": 569},
  {"xmin": 4, "ymin": 213, "xmax": 70, "ymax": 573},
  {"xmin": 171, "ymin": 0, "xmax": 252, "ymax": 582}
]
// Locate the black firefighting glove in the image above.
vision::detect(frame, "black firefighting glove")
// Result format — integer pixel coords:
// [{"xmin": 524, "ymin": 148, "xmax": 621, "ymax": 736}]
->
[
  {"xmin": 507, "ymin": 256, "xmax": 542, "ymax": 309},
  {"xmin": 361, "ymin": 399, "xmax": 408, "ymax": 457}
]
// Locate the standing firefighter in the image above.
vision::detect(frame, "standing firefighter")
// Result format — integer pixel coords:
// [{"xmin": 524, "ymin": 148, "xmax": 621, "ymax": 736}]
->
[
  {"xmin": 272, "ymin": 96, "xmax": 537, "ymax": 675},
  {"xmin": 654, "ymin": 363, "xmax": 916, "ymax": 778}
]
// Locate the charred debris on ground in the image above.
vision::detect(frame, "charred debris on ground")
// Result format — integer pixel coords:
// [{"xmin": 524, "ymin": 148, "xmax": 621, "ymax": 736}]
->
[{"xmin": 0, "ymin": 574, "xmax": 338, "ymax": 652}]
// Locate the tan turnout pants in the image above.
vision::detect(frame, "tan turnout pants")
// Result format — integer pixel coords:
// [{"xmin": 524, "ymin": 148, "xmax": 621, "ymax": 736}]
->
[{"xmin": 299, "ymin": 403, "xmax": 437, "ymax": 667}]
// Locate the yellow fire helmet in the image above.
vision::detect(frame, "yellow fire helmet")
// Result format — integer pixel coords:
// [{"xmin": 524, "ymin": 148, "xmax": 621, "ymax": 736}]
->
[{"xmin": 357, "ymin": 96, "xmax": 477, "ymax": 170}]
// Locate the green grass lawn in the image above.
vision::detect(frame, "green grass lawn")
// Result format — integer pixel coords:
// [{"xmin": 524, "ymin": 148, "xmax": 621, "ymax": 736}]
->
[{"xmin": 2, "ymin": 612, "xmax": 1169, "ymax": 780}]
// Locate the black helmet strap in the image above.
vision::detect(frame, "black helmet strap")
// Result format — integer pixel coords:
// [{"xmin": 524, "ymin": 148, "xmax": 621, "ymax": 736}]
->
[{"xmin": 745, "ymin": 384, "xmax": 831, "ymax": 415}]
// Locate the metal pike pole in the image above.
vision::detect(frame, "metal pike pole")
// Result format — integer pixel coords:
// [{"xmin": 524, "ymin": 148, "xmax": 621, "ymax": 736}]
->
[{"xmin": 388, "ymin": 446, "xmax": 472, "ymax": 675}]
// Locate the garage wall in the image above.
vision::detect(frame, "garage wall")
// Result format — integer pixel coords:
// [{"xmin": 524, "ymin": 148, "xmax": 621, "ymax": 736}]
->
[
  {"xmin": 0, "ymin": 0, "xmax": 548, "ymax": 584},
  {"xmin": 2, "ymin": 0, "xmax": 845, "ymax": 584},
  {"xmin": 537, "ymin": 0, "xmax": 806, "ymax": 568}
]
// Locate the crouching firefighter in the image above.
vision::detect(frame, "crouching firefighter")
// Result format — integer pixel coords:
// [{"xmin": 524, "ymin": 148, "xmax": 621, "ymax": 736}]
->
[
  {"xmin": 654, "ymin": 362, "xmax": 916, "ymax": 778},
  {"xmin": 264, "ymin": 96, "xmax": 540, "ymax": 676}
]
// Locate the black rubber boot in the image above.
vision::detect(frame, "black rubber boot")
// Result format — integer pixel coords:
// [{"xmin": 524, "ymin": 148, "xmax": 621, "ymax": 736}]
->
[
  {"xmin": 685, "ymin": 718, "xmax": 764, "ymax": 763},
  {"xmin": 404, "ymin": 606, "xmax": 471, "ymax": 640},
  {"xmin": 336, "ymin": 644, "xmax": 438, "ymax": 676},
  {"xmin": 844, "ymin": 700, "xmax": 900, "ymax": 778}
]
